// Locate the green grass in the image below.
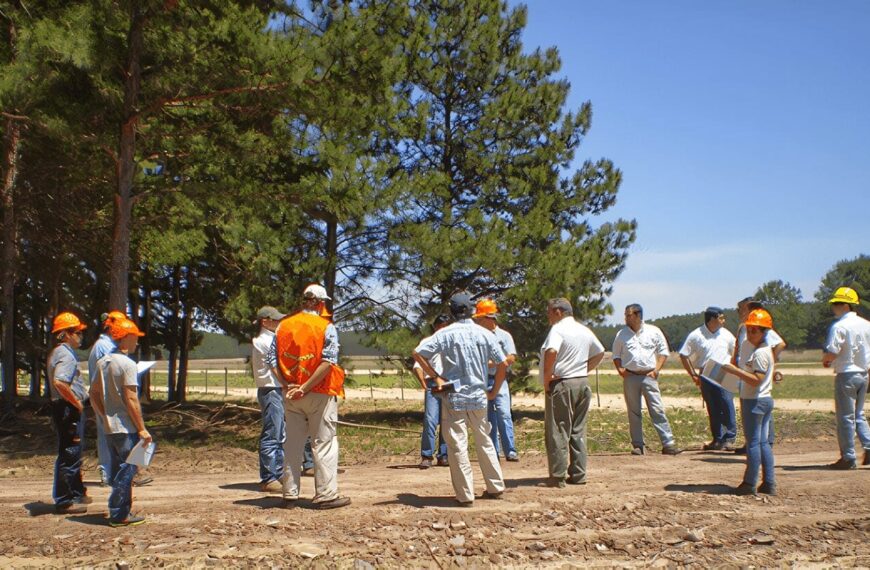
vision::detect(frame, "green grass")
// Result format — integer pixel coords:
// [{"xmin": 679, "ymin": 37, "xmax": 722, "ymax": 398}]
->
[{"xmin": 137, "ymin": 394, "xmax": 837, "ymax": 462}]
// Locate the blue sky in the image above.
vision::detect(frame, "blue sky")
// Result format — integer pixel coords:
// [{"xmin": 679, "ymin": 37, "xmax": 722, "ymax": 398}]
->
[{"xmin": 514, "ymin": 1, "xmax": 869, "ymax": 322}]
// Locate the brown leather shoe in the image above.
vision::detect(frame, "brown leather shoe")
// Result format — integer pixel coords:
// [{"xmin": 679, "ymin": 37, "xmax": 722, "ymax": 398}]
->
[{"xmin": 829, "ymin": 458, "xmax": 857, "ymax": 470}]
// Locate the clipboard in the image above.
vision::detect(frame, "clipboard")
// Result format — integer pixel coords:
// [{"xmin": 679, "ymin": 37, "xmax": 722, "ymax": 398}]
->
[{"xmin": 700, "ymin": 360, "xmax": 742, "ymax": 394}]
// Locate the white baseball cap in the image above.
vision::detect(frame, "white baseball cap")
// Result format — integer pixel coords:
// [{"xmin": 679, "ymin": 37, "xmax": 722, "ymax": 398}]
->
[{"xmin": 303, "ymin": 284, "xmax": 331, "ymax": 300}]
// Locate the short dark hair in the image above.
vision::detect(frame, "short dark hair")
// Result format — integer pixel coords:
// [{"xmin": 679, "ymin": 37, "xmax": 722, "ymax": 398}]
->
[
  {"xmin": 432, "ymin": 314, "xmax": 451, "ymax": 329},
  {"xmin": 704, "ymin": 306, "xmax": 724, "ymax": 324},
  {"xmin": 746, "ymin": 301, "xmax": 764, "ymax": 311},
  {"xmin": 625, "ymin": 304, "xmax": 643, "ymax": 318},
  {"xmin": 547, "ymin": 298, "xmax": 573, "ymax": 316}
]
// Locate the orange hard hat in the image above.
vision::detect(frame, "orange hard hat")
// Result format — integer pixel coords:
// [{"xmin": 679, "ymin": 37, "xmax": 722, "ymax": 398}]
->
[
  {"xmin": 108, "ymin": 317, "xmax": 145, "ymax": 340},
  {"xmin": 52, "ymin": 312, "xmax": 87, "ymax": 334},
  {"xmin": 102, "ymin": 310, "xmax": 127, "ymax": 325},
  {"xmin": 473, "ymin": 299, "xmax": 499, "ymax": 319},
  {"xmin": 744, "ymin": 308, "xmax": 773, "ymax": 329}
]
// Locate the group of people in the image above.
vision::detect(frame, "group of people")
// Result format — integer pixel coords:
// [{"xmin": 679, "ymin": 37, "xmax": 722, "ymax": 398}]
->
[
  {"xmin": 46, "ymin": 310, "xmax": 150, "ymax": 526},
  {"xmin": 46, "ymin": 283, "xmax": 869, "ymax": 520}
]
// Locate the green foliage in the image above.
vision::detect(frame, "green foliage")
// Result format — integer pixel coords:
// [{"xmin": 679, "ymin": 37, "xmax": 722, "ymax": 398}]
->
[{"xmin": 754, "ymin": 280, "xmax": 809, "ymax": 347}]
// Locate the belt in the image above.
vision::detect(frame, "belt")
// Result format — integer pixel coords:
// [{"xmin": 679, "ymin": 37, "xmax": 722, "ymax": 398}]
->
[
  {"xmin": 626, "ymin": 369, "xmax": 654, "ymax": 376},
  {"xmin": 547, "ymin": 376, "xmax": 585, "ymax": 392}
]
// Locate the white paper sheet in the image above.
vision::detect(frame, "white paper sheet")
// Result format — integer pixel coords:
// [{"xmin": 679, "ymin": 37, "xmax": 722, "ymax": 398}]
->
[
  {"xmin": 700, "ymin": 360, "xmax": 742, "ymax": 394},
  {"xmin": 136, "ymin": 361, "xmax": 156, "ymax": 375},
  {"xmin": 126, "ymin": 439, "xmax": 157, "ymax": 467}
]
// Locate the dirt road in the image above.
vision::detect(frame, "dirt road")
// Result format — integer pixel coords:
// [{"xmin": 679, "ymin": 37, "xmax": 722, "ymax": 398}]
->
[{"xmin": 2, "ymin": 441, "xmax": 868, "ymax": 567}]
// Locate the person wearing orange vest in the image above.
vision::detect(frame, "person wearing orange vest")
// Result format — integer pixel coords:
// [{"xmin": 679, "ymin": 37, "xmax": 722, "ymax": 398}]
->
[
  {"xmin": 47, "ymin": 312, "xmax": 92, "ymax": 514},
  {"xmin": 269, "ymin": 284, "xmax": 350, "ymax": 509}
]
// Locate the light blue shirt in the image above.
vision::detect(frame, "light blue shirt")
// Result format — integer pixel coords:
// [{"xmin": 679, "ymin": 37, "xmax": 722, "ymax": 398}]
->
[
  {"xmin": 267, "ymin": 310, "xmax": 340, "ymax": 370},
  {"xmin": 88, "ymin": 333, "xmax": 117, "ymax": 387},
  {"xmin": 415, "ymin": 319, "xmax": 507, "ymax": 411},
  {"xmin": 48, "ymin": 344, "xmax": 88, "ymax": 403}
]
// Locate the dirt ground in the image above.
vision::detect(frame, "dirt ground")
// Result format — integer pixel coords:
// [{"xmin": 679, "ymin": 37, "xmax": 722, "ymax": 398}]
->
[{"xmin": 2, "ymin": 439, "xmax": 869, "ymax": 568}]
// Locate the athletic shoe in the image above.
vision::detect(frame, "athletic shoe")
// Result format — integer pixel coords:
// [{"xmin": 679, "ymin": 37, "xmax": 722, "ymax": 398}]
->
[
  {"xmin": 661, "ymin": 445, "xmax": 683, "ymax": 455},
  {"xmin": 55, "ymin": 503, "xmax": 87, "ymax": 515},
  {"xmin": 418, "ymin": 457, "xmax": 433, "ymax": 469},
  {"xmin": 98, "ymin": 466, "xmax": 109, "ymax": 487},
  {"xmin": 506, "ymin": 453, "xmax": 519, "ymax": 462},
  {"xmin": 436, "ymin": 456, "xmax": 449, "ymax": 467},
  {"xmin": 109, "ymin": 515, "xmax": 146, "ymax": 527},
  {"xmin": 314, "ymin": 496, "xmax": 351, "ymax": 510},
  {"xmin": 703, "ymin": 441, "xmax": 724, "ymax": 451},
  {"xmin": 828, "ymin": 458, "xmax": 857, "ymax": 470},
  {"xmin": 631, "ymin": 446, "xmax": 644, "ymax": 456}
]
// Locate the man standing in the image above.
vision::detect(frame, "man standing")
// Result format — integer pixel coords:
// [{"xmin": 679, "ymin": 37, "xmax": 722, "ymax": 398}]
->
[
  {"xmin": 89, "ymin": 318, "xmax": 150, "ymax": 527},
  {"xmin": 271, "ymin": 284, "xmax": 350, "ymax": 509},
  {"xmin": 679, "ymin": 307, "xmax": 737, "ymax": 451},
  {"xmin": 611, "ymin": 304, "xmax": 683, "ymax": 456},
  {"xmin": 821, "ymin": 287, "xmax": 870, "ymax": 470},
  {"xmin": 412, "ymin": 314, "xmax": 451, "ymax": 469},
  {"xmin": 48, "ymin": 312, "xmax": 92, "ymax": 514},
  {"xmin": 413, "ymin": 291, "xmax": 508, "ymax": 507},
  {"xmin": 88, "ymin": 311, "xmax": 126, "ymax": 487},
  {"xmin": 252, "ymin": 306, "xmax": 288, "ymax": 492},
  {"xmin": 539, "ymin": 298, "xmax": 606, "ymax": 487},
  {"xmin": 473, "ymin": 299, "xmax": 519, "ymax": 462}
]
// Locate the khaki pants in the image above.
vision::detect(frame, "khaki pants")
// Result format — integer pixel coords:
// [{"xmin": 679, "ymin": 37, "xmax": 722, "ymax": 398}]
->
[
  {"xmin": 545, "ymin": 377, "xmax": 590, "ymax": 483},
  {"xmin": 282, "ymin": 392, "xmax": 339, "ymax": 503},
  {"xmin": 442, "ymin": 405, "xmax": 505, "ymax": 503}
]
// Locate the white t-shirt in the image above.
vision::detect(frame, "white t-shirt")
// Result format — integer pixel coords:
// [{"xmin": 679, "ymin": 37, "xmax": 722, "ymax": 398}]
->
[
  {"xmin": 679, "ymin": 325, "xmax": 736, "ymax": 370},
  {"xmin": 611, "ymin": 323, "xmax": 670, "ymax": 371},
  {"xmin": 252, "ymin": 328, "xmax": 282, "ymax": 388},
  {"xmin": 736, "ymin": 324, "xmax": 784, "ymax": 366},
  {"xmin": 739, "ymin": 345, "xmax": 774, "ymax": 399},
  {"xmin": 826, "ymin": 312, "xmax": 870, "ymax": 374},
  {"xmin": 539, "ymin": 317, "xmax": 605, "ymax": 383}
]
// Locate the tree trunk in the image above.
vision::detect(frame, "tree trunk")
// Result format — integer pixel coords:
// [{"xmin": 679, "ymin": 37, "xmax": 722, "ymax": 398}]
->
[
  {"xmin": 324, "ymin": 216, "xmax": 338, "ymax": 312},
  {"xmin": 166, "ymin": 265, "xmax": 181, "ymax": 401},
  {"xmin": 177, "ymin": 303, "xmax": 190, "ymax": 403},
  {"xmin": 108, "ymin": 1, "xmax": 144, "ymax": 311},
  {"xmin": 140, "ymin": 269, "xmax": 152, "ymax": 402},
  {"xmin": 1, "ymin": 116, "xmax": 21, "ymax": 410}
]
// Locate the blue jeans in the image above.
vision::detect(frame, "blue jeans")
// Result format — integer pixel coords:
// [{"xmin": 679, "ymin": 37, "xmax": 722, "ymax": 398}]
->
[
  {"xmin": 834, "ymin": 372, "xmax": 870, "ymax": 461},
  {"xmin": 740, "ymin": 397, "xmax": 775, "ymax": 488},
  {"xmin": 487, "ymin": 379, "xmax": 517, "ymax": 458},
  {"xmin": 51, "ymin": 400, "xmax": 86, "ymax": 506},
  {"xmin": 257, "ymin": 387, "xmax": 286, "ymax": 483},
  {"xmin": 107, "ymin": 433, "xmax": 140, "ymax": 522},
  {"xmin": 700, "ymin": 377, "xmax": 736, "ymax": 443},
  {"xmin": 421, "ymin": 386, "xmax": 447, "ymax": 459},
  {"xmin": 622, "ymin": 373, "xmax": 675, "ymax": 448}
]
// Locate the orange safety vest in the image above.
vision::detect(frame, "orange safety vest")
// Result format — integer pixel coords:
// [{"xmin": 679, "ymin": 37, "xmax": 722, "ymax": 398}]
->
[{"xmin": 275, "ymin": 311, "xmax": 345, "ymax": 397}]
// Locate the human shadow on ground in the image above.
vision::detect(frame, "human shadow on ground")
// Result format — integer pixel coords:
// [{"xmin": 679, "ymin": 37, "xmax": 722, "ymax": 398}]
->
[
  {"xmin": 504, "ymin": 477, "xmax": 552, "ymax": 489},
  {"xmin": 23, "ymin": 501, "xmax": 58, "ymax": 517},
  {"xmin": 664, "ymin": 483, "xmax": 734, "ymax": 495},
  {"xmin": 233, "ymin": 496, "xmax": 286, "ymax": 509},
  {"xmin": 374, "ymin": 493, "xmax": 463, "ymax": 509},
  {"xmin": 778, "ymin": 464, "xmax": 837, "ymax": 472},
  {"xmin": 386, "ymin": 464, "xmax": 428, "ymax": 470},
  {"xmin": 691, "ymin": 457, "xmax": 745, "ymax": 465},
  {"xmin": 66, "ymin": 514, "xmax": 112, "ymax": 526},
  {"xmin": 220, "ymin": 482, "xmax": 262, "ymax": 492}
]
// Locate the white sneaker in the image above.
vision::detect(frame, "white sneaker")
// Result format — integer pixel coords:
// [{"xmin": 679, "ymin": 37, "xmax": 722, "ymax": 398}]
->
[{"xmin": 98, "ymin": 466, "xmax": 108, "ymax": 487}]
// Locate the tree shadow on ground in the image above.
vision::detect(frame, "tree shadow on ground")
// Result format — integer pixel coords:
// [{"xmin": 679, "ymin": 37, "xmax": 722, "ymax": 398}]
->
[
  {"xmin": 374, "ymin": 493, "xmax": 463, "ymax": 509},
  {"xmin": 665, "ymin": 483, "xmax": 734, "ymax": 495}
]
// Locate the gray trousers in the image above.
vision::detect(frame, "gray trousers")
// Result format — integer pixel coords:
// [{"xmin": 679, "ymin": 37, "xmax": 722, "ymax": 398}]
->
[
  {"xmin": 622, "ymin": 373, "xmax": 675, "ymax": 448},
  {"xmin": 544, "ymin": 377, "xmax": 590, "ymax": 483}
]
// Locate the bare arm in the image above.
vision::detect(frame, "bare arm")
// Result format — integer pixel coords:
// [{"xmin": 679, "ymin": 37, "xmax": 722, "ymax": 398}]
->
[
  {"xmin": 412, "ymin": 365, "xmax": 428, "ymax": 390},
  {"xmin": 89, "ymin": 377, "xmax": 105, "ymax": 419},
  {"xmin": 542, "ymin": 349, "xmax": 557, "ymax": 393},
  {"xmin": 612, "ymin": 358, "xmax": 627, "ymax": 379},
  {"xmin": 587, "ymin": 352, "xmax": 605, "ymax": 373},
  {"xmin": 412, "ymin": 351, "xmax": 445, "ymax": 389},
  {"xmin": 679, "ymin": 354, "xmax": 701, "ymax": 387},
  {"xmin": 652, "ymin": 354, "xmax": 668, "ymax": 379},
  {"xmin": 53, "ymin": 381, "xmax": 83, "ymax": 412},
  {"xmin": 122, "ymin": 385, "xmax": 152, "ymax": 445}
]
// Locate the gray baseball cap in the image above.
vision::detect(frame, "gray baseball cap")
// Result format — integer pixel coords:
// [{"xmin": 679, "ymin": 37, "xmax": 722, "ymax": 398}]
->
[{"xmin": 255, "ymin": 306, "xmax": 286, "ymax": 320}]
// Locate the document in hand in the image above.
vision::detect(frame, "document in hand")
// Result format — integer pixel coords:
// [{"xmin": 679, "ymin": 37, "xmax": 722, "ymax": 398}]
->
[
  {"xmin": 136, "ymin": 361, "xmax": 157, "ymax": 376},
  {"xmin": 700, "ymin": 360, "xmax": 742, "ymax": 394},
  {"xmin": 126, "ymin": 439, "xmax": 157, "ymax": 468},
  {"xmin": 431, "ymin": 379, "xmax": 459, "ymax": 393}
]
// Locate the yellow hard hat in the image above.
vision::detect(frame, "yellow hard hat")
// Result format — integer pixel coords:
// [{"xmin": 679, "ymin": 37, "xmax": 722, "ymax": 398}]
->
[
  {"xmin": 473, "ymin": 299, "xmax": 499, "ymax": 319},
  {"xmin": 829, "ymin": 286, "xmax": 859, "ymax": 305}
]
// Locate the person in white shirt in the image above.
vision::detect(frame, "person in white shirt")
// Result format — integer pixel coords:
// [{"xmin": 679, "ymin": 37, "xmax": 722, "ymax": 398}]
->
[
  {"xmin": 252, "ymin": 305, "xmax": 289, "ymax": 492},
  {"xmin": 821, "ymin": 287, "xmax": 870, "ymax": 470},
  {"xmin": 612, "ymin": 304, "xmax": 683, "ymax": 456},
  {"xmin": 732, "ymin": 298, "xmax": 787, "ymax": 454},
  {"xmin": 679, "ymin": 307, "xmax": 737, "ymax": 451},
  {"xmin": 539, "ymin": 298, "xmax": 605, "ymax": 487},
  {"xmin": 720, "ymin": 309, "xmax": 777, "ymax": 496}
]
